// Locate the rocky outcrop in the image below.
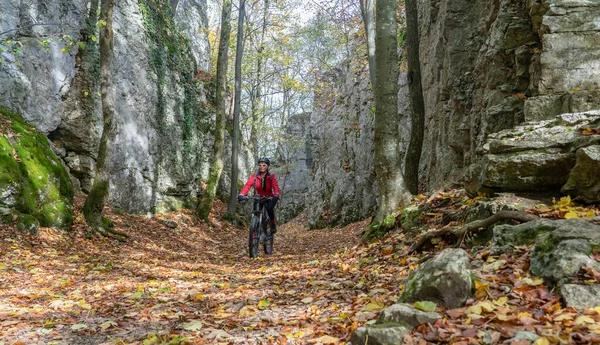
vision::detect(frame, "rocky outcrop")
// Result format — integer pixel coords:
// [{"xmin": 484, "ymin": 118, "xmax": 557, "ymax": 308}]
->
[
  {"xmin": 305, "ymin": 0, "xmax": 600, "ymax": 227},
  {"xmin": 0, "ymin": 0, "xmax": 216, "ymax": 214},
  {"xmin": 274, "ymin": 113, "xmax": 311, "ymax": 222},
  {"xmin": 0, "ymin": 109, "xmax": 73, "ymax": 229},
  {"xmin": 306, "ymin": 66, "xmax": 377, "ymax": 229},
  {"xmin": 419, "ymin": 0, "xmax": 600, "ymax": 189},
  {"xmin": 464, "ymin": 110, "xmax": 600, "ymax": 199},
  {"xmin": 400, "ymin": 248, "xmax": 472, "ymax": 308}
]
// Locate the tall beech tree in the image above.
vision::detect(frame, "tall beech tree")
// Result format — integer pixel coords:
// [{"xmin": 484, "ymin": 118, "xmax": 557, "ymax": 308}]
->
[
  {"xmin": 82, "ymin": 0, "xmax": 126, "ymax": 239},
  {"xmin": 404, "ymin": 0, "xmax": 426, "ymax": 195},
  {"xmin": 373, "ymin": 0, "xmax": 411, "ymax": 223},
  {"xmin": 197, "ymin": 0, "xmax": 233, "ymax": 221},
  {"xmin": 359, "ymin": 0, "xmax": 376, "ymax": 88},
  {"xmin": 228, "ymin": 0, "xmax": 246, "ymax": 215}
]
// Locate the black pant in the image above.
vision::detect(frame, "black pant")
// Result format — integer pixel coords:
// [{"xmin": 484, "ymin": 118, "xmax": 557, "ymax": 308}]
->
[{"xmin": 257, "ymin": 198, "xmax": 277, "ymax": 224}]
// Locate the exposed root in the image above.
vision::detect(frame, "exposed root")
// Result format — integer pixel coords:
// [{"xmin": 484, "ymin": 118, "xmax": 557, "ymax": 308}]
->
[{"xmin": 409, "ymin": 210, "xmax": 538, "ymax": 253}]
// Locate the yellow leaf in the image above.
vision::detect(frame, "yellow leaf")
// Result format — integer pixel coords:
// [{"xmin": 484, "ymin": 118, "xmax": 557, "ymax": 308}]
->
[
  {"xmin": 556, "ymin": 196, "xmax": 572, "ymax": 207},
  {"xmin": 518, "ymin": 312, "xmax": 532, "ymax": 318},
  {"xmin": 554, "ymin": 313, "xmax": 575, "ymax": 321},
  {"xmin": 497, "ymin": 314, "xmax": 510, "ymax": 321},
  {"xmin": 593, "ymin": 306, "xmax": 600, "ymax": 314},
  {"xmin": 564, "ymin": 211, "xmax": 579, "ymax": 219},
  {"xmin": 466, "ymin": 304, "xmax": 482, "ymax": 315},
  {"xmin": 479, "ymin": 301, "xmax": 495, "ymax": 312},
  {"xmin": 493, "ymin": 297, "xmax": 508, "ymax": 306},
  {"xmin": 258, "ymin": 299, "xmax": 270, "ymax": 309},
  {"xmin": 575, "ymin": 315, "xmax": 595, "ymax": 325},
  {"xmin": 475, "ymin": 280, "xmax": 489, "ymax": 298},
  {"xmin": 361, "ymin": 302, "xmax": 384, "ymax": 312},
  {"xmin": 533, "ymin": 338, "xmax": 550, "ymax": 345}
]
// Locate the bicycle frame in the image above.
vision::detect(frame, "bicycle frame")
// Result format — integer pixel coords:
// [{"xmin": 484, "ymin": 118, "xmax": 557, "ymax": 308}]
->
[{"xmin": 245, "ymin": 196, "xmax": 274, "ymax": 258}]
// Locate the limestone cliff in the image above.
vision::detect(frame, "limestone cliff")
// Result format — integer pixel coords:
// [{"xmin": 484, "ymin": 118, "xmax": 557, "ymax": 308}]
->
[{"xmin": 0, "ymin": 0, "xmax": 221, "ymax": 214}]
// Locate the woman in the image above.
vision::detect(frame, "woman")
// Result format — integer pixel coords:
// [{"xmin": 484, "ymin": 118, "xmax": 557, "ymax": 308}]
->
[{"xmin": 238, "ymin": 157, "xmax": 280, "ymax": 233}]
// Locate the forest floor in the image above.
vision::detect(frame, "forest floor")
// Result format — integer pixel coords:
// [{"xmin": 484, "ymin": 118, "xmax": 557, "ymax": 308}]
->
[{"xmin": 1, "ymin": 194, "xmax": 600, "ymax": 345}]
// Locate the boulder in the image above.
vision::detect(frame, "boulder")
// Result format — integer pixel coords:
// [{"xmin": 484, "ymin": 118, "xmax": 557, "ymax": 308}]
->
[
  {"xmin": 376, "ymin": 303, "xmax": 440, "ymax": 328},
  {"xmin": 530, "ymin": 219, "xmax": 600, "ymax": 283},
  {"xmin": 561, "ymin": 284, "xmax": 600, "ymax": 310},
  {"xmin": 349, "ymin": 324, "xmax": 410, "ymax": 345},
  {"xmin": 400, "ymin": 249, "xmax": 472, "ymax": 308},
  {"xmin": 562, "ymin": 145, "xmax": 600, "ymax": 203},
  {"xmin": 492, "ymin": 218, "xmax": 558, "ymax": 253},
  {"xmin": 0, "ymin": 110, "xmax": 73, "ymax": 229}
]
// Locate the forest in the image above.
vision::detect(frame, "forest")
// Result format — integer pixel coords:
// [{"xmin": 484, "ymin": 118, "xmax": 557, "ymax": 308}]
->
[{"xmin": 1, "ymin": 0, "xmax": 600, "ymax": 344}]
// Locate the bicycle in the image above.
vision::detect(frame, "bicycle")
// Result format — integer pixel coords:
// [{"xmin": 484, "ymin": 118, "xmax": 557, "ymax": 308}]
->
[{"xmin": 240, "ymin": 195, "xmax": 274, "ymax": 258}]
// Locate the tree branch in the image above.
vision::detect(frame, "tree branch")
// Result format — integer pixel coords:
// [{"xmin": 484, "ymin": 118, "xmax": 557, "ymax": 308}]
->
[{"xmin": 409, "ymin": 210, "xmax": 539, "ymax": 253}]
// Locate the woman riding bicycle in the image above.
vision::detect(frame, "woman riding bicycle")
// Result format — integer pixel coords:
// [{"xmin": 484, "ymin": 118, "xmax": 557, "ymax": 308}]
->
[{"xmin": 238, "ymin": 157, "xmax": 280, "ymax": 233}]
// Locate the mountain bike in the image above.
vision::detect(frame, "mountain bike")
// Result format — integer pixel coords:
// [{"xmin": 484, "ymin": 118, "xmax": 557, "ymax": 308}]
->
[{"xmin": 241, "ymin": 195, "xmax": 274, "ymax": 258}]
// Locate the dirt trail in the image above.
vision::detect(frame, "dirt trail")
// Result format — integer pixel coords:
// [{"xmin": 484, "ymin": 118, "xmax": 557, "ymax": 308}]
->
[{"xmin": 0, "ymin": 201, "xmax": 404, "ymax": 345}]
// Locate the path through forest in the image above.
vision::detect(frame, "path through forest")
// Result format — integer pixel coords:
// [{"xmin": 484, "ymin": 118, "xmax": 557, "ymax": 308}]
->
[{"xmin": 0, "ymin": 198, "xmax": 408, "ymax": 345}]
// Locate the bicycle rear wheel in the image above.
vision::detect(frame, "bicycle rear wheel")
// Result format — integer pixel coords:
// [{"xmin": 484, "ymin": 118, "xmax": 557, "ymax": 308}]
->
[
  {"xmin": 263, "ymin": 217, "xmax": 274, "ymax": 255},
  {"xmin": 249, "ymin": 215, "xmax": 260, "ymax": 258}
]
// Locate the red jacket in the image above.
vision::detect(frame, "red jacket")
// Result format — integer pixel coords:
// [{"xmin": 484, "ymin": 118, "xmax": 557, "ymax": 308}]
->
[{"xmin": 240, "ymin": 172, "xmax": 280, "ymax": 197}]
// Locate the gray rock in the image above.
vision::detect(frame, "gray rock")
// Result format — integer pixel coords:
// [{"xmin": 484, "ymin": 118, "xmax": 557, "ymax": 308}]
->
[
  {"xmin": 464, "ymin": 150, "xmax": 576, "ymax": 196},
  {"xmin": 492, "ymin": 218, "xmax": 559, "ymax": 252},
  {"xmin": 400, "ymin": 249, "xmax": 472, "ymax": 308},
  {"xmin": 562, "ymin": 145, "xmax": 600, "ymax": 203},
  {"xmin": 530, "ymin": 219, "xmax": 600, "ymax": 282},
  {"xmin": 349, "ymin": 324, "xmax": 410, "ymax": 345},
  {"xmin": 377, "ymin": 303, "xmax": 440, "ymax": 328},
  {"xmin": 561, "ymin": 284, "xmax": 600, "ymax": 310}
]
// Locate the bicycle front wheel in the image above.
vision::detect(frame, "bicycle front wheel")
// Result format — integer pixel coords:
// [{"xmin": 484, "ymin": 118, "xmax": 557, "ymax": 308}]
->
[
  {"xmin": 249, "ymin": 215, "xmax": 260, "ymax": 258},
  {"xmin": 263, "ymin": 218, "xmax": 274, "ymax": 255}
]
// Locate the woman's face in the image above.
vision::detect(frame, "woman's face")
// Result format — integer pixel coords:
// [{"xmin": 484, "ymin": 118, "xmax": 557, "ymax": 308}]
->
[{"xmin": 258, "ymin": 163, "xmax": 268, "ymax": 173}]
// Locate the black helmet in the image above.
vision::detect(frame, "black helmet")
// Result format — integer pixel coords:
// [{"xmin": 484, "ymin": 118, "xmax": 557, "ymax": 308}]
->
[{"xmin": 258, "ymin": 157, "xmax": 270, "ymax": 166}]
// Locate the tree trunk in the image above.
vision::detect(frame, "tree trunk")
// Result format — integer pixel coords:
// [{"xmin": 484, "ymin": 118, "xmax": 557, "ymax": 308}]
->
[
  {"xmin": 197, "ymin": 0, "xmax": 232, "ymax": 221},
  {"xmin": 250, "ymin": 0, "xmax": 269, "ymax": 162},
  {"xmin": 373, "ymin": 0, "xmax": 411, "ymax": 223},
  {"xmin": 83, "ymin": 0, "xmax": 117, "ymax": 235},
  {"xmin": 404, "ymin": 0, "xmax": 426, "ymax": 195},
  {"xmin": 227, "ymin": 0, "xmax": 246, "ymax": 215},
  {"xmin": 359, "ymin": 0, "xmax": 376, "ymax": 89}
]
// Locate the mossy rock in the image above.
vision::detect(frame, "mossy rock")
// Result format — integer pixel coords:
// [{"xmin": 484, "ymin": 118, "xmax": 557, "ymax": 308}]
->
[
  {"xmin": 1, "ymin": 207, "xmax": 40, "ymax": 235},
  {"xmin": 0, "ymin": 108, "xmax": 73, "ymax": 229},
  {"xmin": 400, "ymin": 249, "xmax": 473, "ymax": 308}
]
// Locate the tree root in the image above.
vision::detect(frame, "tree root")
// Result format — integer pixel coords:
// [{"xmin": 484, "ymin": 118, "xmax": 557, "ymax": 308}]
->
[
  {"xmin": 409, "ymin": 210, "xmax": 538, "ymax": 253},
  {"xmin": 91, "ymin": 226, "xmax": 128, "ymax": 242}
]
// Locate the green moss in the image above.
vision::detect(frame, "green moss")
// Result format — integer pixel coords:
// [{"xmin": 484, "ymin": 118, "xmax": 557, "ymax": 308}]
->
[{"xmin": 0, "ymin": 108, "xmax": 73, "ymax": 229}]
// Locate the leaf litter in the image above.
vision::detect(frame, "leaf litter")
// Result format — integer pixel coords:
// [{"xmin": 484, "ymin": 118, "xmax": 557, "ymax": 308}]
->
[{"xmin": 0, "ymin": 192, "xmax": 599, "ymax": 344}]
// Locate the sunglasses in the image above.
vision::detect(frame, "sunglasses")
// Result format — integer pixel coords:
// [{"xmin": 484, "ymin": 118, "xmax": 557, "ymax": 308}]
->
[{"xmin": 259, "ymin": 164, "xmax": 268, "ymax": 167}]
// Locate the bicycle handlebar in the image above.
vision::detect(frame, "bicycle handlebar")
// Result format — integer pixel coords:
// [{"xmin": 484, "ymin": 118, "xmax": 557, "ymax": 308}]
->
[{"xmin": 238, "ymin": 195, "xmax": 273, "ymax": 203}]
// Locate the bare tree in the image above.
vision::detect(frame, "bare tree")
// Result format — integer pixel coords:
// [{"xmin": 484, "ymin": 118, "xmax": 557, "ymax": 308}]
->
[
  {"xmin": 404, "ymin": 0, "xmax": 426, "ymax": 194},
  {"xmin": 228, "ymin": 0, "xmax": 246, "ymax": 215},
  {"xmin": 373, "ymin": 0, "xmax": 411, "ymax": 223},
  {"xmin": 82, "ymin": 0, "xmax": 126, "ymax": 239},
  {"xmin": 359, "ymin": 0, "xmax": 376, "ymax": 88},
  {"xmin": 197, "ymin": 0, "xmax": 233, "ymax": 221}
]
